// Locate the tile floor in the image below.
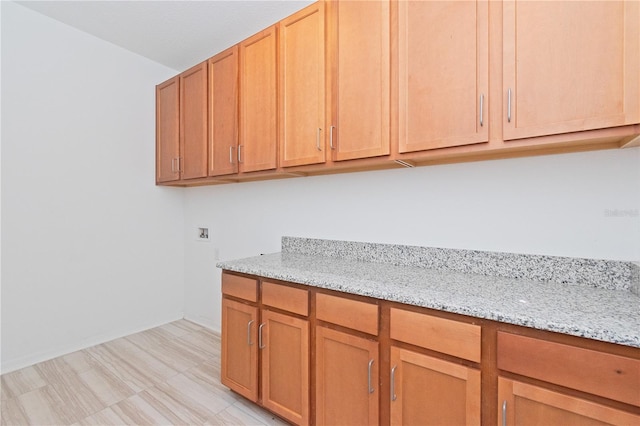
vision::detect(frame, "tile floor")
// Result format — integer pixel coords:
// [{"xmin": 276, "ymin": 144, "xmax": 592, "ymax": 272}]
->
[{"xmin": 0, "ymin": 320, "xmax": 288, "ymax": 425}]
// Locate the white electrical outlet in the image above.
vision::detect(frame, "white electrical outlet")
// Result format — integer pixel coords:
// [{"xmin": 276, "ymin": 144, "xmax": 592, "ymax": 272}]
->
[{"xmin": 197, "ymin": 227, "xmax": 209, "ymax": 242}]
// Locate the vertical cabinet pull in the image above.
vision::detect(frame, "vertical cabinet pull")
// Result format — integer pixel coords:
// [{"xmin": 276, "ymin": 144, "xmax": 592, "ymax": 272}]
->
[
  {"xmin": 316, "ymin": 128, "xmax": 322, "ymax": 151},
  {"xmin": 258, "ymin": 323, "xmax": 266, "ymax": 349},
  {"xmin": 507, "ymin": 88, "xmax": 512, "ymax": 123},
  {"xmin": 229, "ymin": 146, "xmax": 234, "ymax": 164},
  {"xmin": 247, "ymin": 320, "xmax": 254, "ymax": 346},
  {"xmin": 171, "ymin": 158, "xmax": 176, "ymax": 172},
  {"xmin": 390, "ymin": 365, "xmax": 397, "ymax": 401},
  {"xmin": 479, "ymin": 94, "xmax": 484, "ymax": 127},
  {"xmin": 502, "ymin": 400, "xmax": 507, "ymax": 426},
  {"xmin": 237, "ymin": 145, "xmax": 243, "ymax": 163},
  {"xmin": 329, "ymin": 125, "xmax": 335, "ymax": 150},
  {"xmin": 367, "ymin": 359, "xmax": 375, "ymax": 394}
]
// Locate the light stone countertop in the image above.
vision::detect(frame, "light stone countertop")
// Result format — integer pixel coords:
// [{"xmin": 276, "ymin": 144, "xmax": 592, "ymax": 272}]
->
[{"xmin": 217, "ymin": 251, "xmax": 640, "ymax": 349}]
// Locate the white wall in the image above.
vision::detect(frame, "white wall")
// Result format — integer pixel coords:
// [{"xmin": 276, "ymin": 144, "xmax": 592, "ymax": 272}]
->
[
  {"xmin": 1, "ymin": 2, "xmax": 184, "ymax": 373},
  {"xmin": 183, "ymin": 148, "xmax": 640, "ymax": 331}
]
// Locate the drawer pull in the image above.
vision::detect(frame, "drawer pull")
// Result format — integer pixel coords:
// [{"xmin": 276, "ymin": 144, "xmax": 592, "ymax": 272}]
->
[
  {"xmin": 258, "ymin": 323, "xmax": 266, "ymax": 349},
  {"xmin": 368, "ymin": 359, "xmax": 375, "ymax": 394},
  {"xmin": 247, "ymin": 320, "xmax": 254, "ymax": 346},
  {"xmin": 502, "ymin": 400, "xmax": 507, "ymax": 426},
  {"xmin": 507, "ymin": 88, "xmax": 512, "ymax": 123},
  {"xmin": 390, "ymin": 365, "xmax": 397, "ymax": 401},
  {"xmin": 329, "ymin": 125, "xmax": 335, "ymax": 150}
]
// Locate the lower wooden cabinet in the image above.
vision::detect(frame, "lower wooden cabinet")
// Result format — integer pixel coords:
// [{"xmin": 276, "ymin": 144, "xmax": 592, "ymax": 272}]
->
[
  {"xmin": 260, "ymin": 309, "xmax": 309, "ymax": 425},
  {"xmin": 315, "ymin": 326, "xmax": 379, "ymax": 425},
  {"xmin": 390, "ymin": 346, "xmax": 480, "ymax": 426},
  {"xmin": 221, "ymin": 298, "xmax": 258, "ymax": 401},
  {"xmin": 498, "ymin": 377, "xmax": 640, "ymax": 426},
  {"xmin": 221, "ymin": 271, "xmax": 640, "ymax": 425},
  {"xmin": 221, "ymin": 274, "xmax": 310, "ymax": 425}
]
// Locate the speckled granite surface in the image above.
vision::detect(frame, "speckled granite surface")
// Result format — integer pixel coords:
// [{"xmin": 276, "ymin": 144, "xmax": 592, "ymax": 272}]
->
[
  {"xmin": 282, "ymin": 237, "xmax": 638, "ymax": 292},
  {"xmin": 217, "ymin": 238, "xmax": 640, "ymax": 348}
]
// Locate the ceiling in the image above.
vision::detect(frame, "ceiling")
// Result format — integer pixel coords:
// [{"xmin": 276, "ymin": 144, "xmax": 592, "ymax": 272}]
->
[{"xmin": 16, "ymin": 0, "xmax": 314, "ymax": 71}]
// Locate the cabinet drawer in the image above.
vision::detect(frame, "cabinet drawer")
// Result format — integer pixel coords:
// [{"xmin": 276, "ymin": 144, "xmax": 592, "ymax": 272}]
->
[
  {"xmin": 316, "ymin": 293, "xmax": 378, "ymax": 335},
  {"xmin": 390, "ymin": 308, "xmax": 481, "ymax": 363},
  {"xmin": 498, "ymin": 332, "xmax": 640, "ymax": 407},
  {"xmin": 261, "ymin": 281, "xmax": 309, "ymax": 316},
  {"xmin": 221, "ymin": 273, "xmax": 258, "ymax": 302}
]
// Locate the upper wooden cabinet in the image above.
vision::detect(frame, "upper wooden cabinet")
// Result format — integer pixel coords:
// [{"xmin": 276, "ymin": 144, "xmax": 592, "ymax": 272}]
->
[
  {"xmin": 503, "ymin": 0, "xmax": 640, "ymax": 141},
  {"xmin": 279, "ymin": 2, "xmax": 326, "ymax": 168},
  {"xmin": 156, "ymin": 62, "xmax": 208, "ymax": 184},
  {"xmin": 179, "ymin": 61, "xmax": 208, "ymax": 180},
  {"xmin": 326, "ymin": 0, "xmax": 390, "ymax": 161},
  {"xmin": 156, "ymin": 76, "xmax": 180, "ymax": 183},
  {"xmin": 240, "ymin": 27, "xmax": 278, "ymax": 173},
  {"xmin": 397, "ymin": 0, "xmax": 489, "ymax": 153},
  {"xmin": 157, "ymin": 0, "xmax": 640, "ymax": 187},
  {"xmin": 208, "ymin": 46, "xmax": 239, "ymax": 177}
]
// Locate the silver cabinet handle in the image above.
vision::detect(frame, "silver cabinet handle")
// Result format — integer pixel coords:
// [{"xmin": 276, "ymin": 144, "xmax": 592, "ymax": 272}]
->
[
  {"xmin": 316, "ymin": 128, "xmax": 322, "ymax": 151},
  {"xmin": 502, "ymin": 400, "xmax": 507, "ymax": 426},
  {"xmin": 247, "ymin": 320, "xmax": 254, "ymax": 346},
  {"xmin": 390, "ymin": 365, "xmax": 397, "ymax": 401},
  {"xmin": 171, "ymin": 158, "xmax": 176, "ymax": 172},
  {"xmin": 329, "ymin": 126, "xmax": 335, "ymax": 150},
  {"xmin": 177, "ymin": 157, "xmax": 183, "ymax": 172},
  {"xmin": 237, "ymin": 145, "xmax": 242, "ymax": 163},
  {"xmin": 479, "ymin": 94, "xmax": 484, "ymax": 127},
  {"xmin": 367, "ymin": 359, "xmax": 375, "ymax": 394},
  {"xmin": 258, "ymin": 323, "xmax": 266, "ymax": 349},
  {"xmin": 507, "ymin": 88, "xmax": 512, "ymax": 123},
  {"xmin": 229, "ymin": 146, "xmax": 234, "ymax": 164}
]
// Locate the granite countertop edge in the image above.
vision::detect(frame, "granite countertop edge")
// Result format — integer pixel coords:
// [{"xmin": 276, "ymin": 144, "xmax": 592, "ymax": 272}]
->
[{"xmin": 217, "ymin": 252, "xmax": 640, "ymax": 349}]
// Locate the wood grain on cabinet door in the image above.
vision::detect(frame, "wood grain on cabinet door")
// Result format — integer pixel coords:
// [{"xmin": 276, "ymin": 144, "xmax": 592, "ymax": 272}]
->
[
  {"xmin": 239, "ymin": 27, "xmax": 278, "ymax": 173},
  {"xmin": 503, "ymin": 0, "xmax": 640, "ymax": 141},
  {"xmin": 260, "ymin": 310, "xmax": 309, "ymax": 425},
  {"xmin": 327, "ymin": 0, "xmax": 390, "ymax": 161},
  {"xmin": 279, "ymin": 2, "xmax": 326, "ymax": 168},
  {"xmin": 221, "ymin": 298, "xmax": 258, "ymax": 402},
  {"xmin": 208, "ymin": 46, "xmax": 238, "ymax": 177},
  {"xmin": 498, "ymin": 377, "xmax": 640, "ymax": 426},
  {"xmin": 390, "ymin": 346, "xmax": 480, "ymax": 426},
  {"xmin": 156, "ymin": 76, "xmax": 180, "ymax": 183},
  {"xmin": 179, "ymin": 61, "xmax": 208, "ymax": 180},
  {"xmin": 316, "ymin": 326, "xmax": 379, "ymax": 425},
  {"xmin": 398, "ymin": 0, "xmax": 489, "ymax": 153}
]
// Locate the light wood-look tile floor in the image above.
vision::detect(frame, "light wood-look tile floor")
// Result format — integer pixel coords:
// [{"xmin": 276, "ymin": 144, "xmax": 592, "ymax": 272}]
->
[{"xmin": 1, "ymin": 320, "xmax": 288, "ymax": 426}]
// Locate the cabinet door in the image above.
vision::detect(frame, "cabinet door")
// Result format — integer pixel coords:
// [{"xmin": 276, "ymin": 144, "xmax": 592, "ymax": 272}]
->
[
  {"xmin": 498, "ymin": 377, "xmax": 640, "ymax": 426},
  {"xmin": 180, "ymin": 61, "xmax": 208, "ymax": 180},
  {"xmin": 316, "ymin": 326, "xmax": 378, "ymax": 425},
  {"xmin": 390, "ymin": 347, "xmax": 480, "ymax": 426},
  {"xmin": 279, "ymin": 2, "xmax": 326, "ymax": 168},
  {"xmin": 208, "ymin": 46, "xmax": 238, "ymax": 177},
  {"xmin": 221, "ymin": 298, "xmax": 258, "ymax": 402},
  {"xmin": 503, "ymin": 1, "xmax": 640, "ymax": 141},
  {"xmin": 260, "ymin": 310, "xmax": 309, "ymax": 425},
  {"xmin": 156, "ymin": 76, "xmax": 180, "ymax": 183},
  {"xmin": 398, "ymin": 0, "xmax": 489, "ymax": 153},
  {"xmin": 240, "ymin": 27, "xmax": 278, "ymax": 173},
  {"xmin": 327, "ymin": 0, "xmax": 390, "ymax": 161}
]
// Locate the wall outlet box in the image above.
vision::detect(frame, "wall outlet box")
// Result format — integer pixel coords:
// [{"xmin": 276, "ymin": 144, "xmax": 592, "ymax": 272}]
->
[{"xmin": 197, "ymin": 227, "xmax": 209, "ymax": 242}]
